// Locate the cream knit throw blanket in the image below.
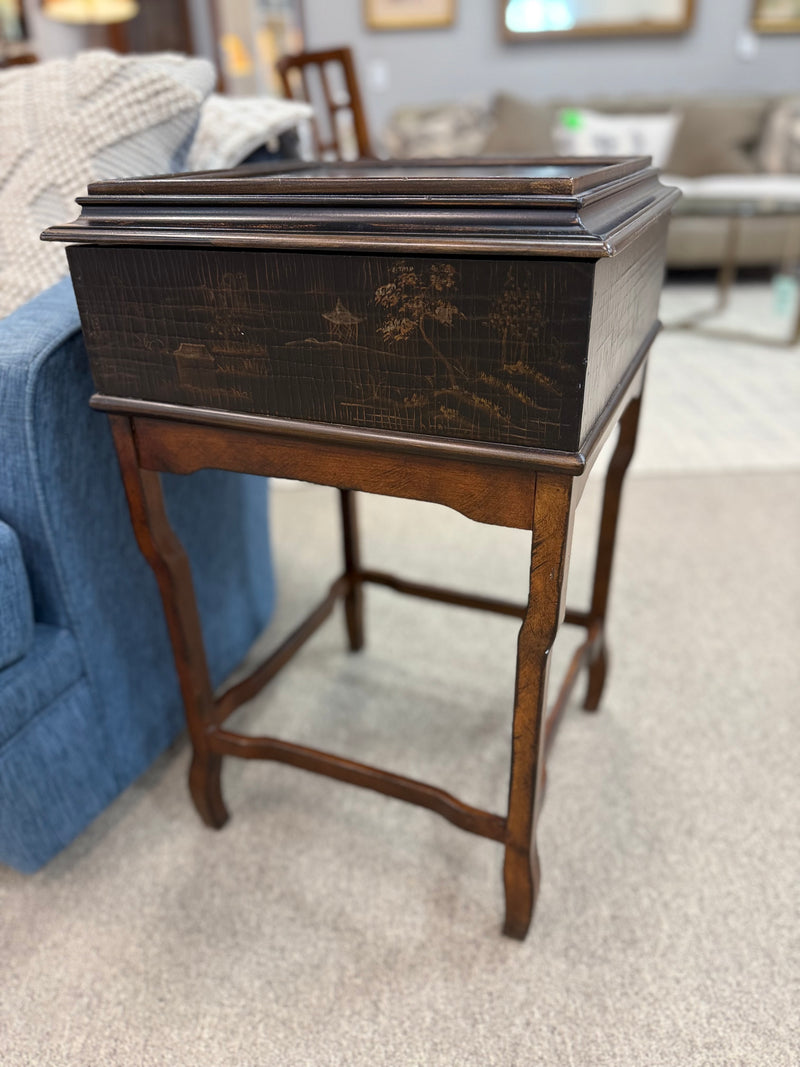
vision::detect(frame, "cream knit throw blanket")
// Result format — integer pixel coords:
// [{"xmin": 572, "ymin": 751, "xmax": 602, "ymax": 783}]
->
[
  {"xmin": 0, "ymin": 51, "xmax": 215, "ymax": 319},
  {"xmin": 187, "ymin": 93, "xmax": 313, "ymax": 172}
]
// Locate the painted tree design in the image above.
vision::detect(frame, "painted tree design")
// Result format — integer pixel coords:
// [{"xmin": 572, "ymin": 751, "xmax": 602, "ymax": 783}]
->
[
  {"xmin": 488, "ymin": 266, "xmax": 545, "ymax": 367},
  {"xmin": 374, "ymin": 263, "xmax": 465, "ymax": 387}
]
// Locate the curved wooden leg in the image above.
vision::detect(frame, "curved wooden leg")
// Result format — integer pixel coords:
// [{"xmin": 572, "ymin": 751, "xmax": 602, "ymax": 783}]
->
[
  {"xmin": 340, "ymin": 488, "xmax": 365, "ymax": 652},
  {"xmin": 503, "ymin": 474, "xmax": 575, "ymax": 940},
  {"xmin": 583, "ymin": 392, "xmax": 643, "ymax": 712},
  {"xmin": 109, "ymin": 415, "xmax": 229, "ymax": 829},
  {"xmin": 583, "ymin": 643, "xmax": 608, "ymax": 713},
  {"xmin": 189, "ymin": 751, "xmax": 228, "ymax": 829}
]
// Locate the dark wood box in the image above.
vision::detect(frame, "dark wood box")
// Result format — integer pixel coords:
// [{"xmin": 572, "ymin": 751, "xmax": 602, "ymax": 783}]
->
[{"xmin": 45, "ymin": 159, "xmax": 678, "ymax": 453}]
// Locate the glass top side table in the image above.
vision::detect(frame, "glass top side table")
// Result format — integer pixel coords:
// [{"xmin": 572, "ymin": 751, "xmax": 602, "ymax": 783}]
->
[{"xmin": 670, "ymin": 191, "xmax": 800, "ymax": 347}]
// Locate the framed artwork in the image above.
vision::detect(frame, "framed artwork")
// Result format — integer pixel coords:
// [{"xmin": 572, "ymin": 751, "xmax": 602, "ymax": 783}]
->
[
  {"xmin": 502, "ymin": 0, "xmax": 694, "ymax": 40},
  {"xmin": 751, "ymin": 0, "xmax": 800, "ymax": 32},
  {"xmin": 365, "ymin": 0, "xmax": 456, "ymax": 31}
]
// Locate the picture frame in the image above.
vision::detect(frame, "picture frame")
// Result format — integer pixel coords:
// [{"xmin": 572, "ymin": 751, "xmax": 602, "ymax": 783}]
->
[
  {"xmin": 751, "ymin": 0, "xmax": 800, "ymax": 33},
  {"xmin": 501, "ymin": 0, "xmax": 694, "ymax": 41},
  {"xmin": 364, "ymin": 0, "xmax": 455, "ymax": 31}
]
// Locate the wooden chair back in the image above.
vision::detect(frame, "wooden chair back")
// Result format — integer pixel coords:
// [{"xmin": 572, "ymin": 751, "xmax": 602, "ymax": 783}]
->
[{"xmin": 276, "ymin": 47, "xmax": 374, "ymax": 161}]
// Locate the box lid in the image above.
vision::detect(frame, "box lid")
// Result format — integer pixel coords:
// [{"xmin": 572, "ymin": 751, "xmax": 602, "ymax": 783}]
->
[{"xmin": 43, "ymin": 157, "xmax": 679, "ymax": 259}]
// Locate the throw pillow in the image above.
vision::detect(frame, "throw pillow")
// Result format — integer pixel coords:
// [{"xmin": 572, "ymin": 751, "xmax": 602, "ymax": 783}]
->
[
  {"xmin": 554, "ymin": 108, "xmax": 680, "ymax": 169},
  {"xmin": 758, "ymin": 97, "xmax": 800, "ymax": 174},
  {"xmin": 482, "ymin": 92, "xmax": 557, "ymax": 156},
  {"xmin": 382, "ymin": 101, "xmax": 493, "ymax": 159},
  {"xmin": 0, "ymin": 50, "xmax": 215, "ymax": 320},
  {"xmin": 187, "ymin": 94, "xmax": 313, "ymax": 172},
  {"xmin": 665, "ymin": 99, "xmax": 769, "ymax": 177}
]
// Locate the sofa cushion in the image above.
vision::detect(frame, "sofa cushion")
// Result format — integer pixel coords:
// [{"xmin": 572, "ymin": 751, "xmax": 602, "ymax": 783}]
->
[
  {"xmin": 665, "ymin": 213, "xmax": 796, "ymax": 269},
  {"xmin": 477, "ymin": 93, "xmax": 773, "ymax": 177},
  {"xmin": 0, "ymin": 520, "xmax": 34, "ymax": 669},
  {"xmin": 0, "ymin": 673, "xmax": 117, "ymax": 873},
  {"xmin": 665, "ymin": 173, "xmax": 800, "ymax": 203},
  {"xmin": 0, "ymin": 279, "xmax": 91, "ymax": 629},
  {"xmin": 0, "ymin": 50, "xmax": 215, "ymax": 319},
  {"xmin": 666, "ymin": 99, "xmax": 770, "ymax": 177},
  {"xmin": 482, "ymin": 93, "xmax": 557, "ymax": 156},
  {"xmin": 759, "ymin": 96, "xmax": 800, "ymax": 174},
  {"xmin": 0, "ymin": 624, "xmax": 84, "ymax": 748}
]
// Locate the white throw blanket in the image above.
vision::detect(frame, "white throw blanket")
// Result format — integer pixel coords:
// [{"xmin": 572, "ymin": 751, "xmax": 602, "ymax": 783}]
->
[
  {"xmin": 0, "ymin": 50, "xmax": 215, "ymax": 319},
  {"xmin": 187, "ymin": 94, "xmax": 314, "ymax": 172}
]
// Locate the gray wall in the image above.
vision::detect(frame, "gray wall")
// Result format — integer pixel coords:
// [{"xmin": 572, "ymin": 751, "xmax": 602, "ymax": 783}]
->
[
  {"xmin": 303, "ymin": 0, "xmax": 800, "ymax": 137},
  {"xmin": 21, "ymin": 0, "xmax": 799, "ymax": 140}
]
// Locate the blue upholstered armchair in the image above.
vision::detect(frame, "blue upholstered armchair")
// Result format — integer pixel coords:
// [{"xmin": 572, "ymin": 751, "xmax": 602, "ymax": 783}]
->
[{"xmin": 0, "ymin": 278, "xmax": 275, "ymax": 872}]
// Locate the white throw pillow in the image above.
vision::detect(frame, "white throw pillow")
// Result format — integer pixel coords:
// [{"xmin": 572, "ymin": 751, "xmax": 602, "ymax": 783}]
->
[
  {"xmin": 0, "ymin": 50, "xmax": 215, "ymax": 319},
  {"xmin": 554, "ymin": 108, "xmax": 681, "ymax": 169},
  {"xmin": 186, "ymin": 94, "xmax": 313, "ymax": 172}
]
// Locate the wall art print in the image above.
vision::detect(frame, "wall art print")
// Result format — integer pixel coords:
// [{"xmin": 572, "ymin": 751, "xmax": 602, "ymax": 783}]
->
[{"xmin": 364, "ymin": 0, "xmax": 455, "ymax": 31}]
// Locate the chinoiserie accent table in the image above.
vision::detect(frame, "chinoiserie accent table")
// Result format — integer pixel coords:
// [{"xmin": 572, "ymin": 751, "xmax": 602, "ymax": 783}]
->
[{"xmin": 45, "ymin": 159, "xmax": 679, "ymax": 940}]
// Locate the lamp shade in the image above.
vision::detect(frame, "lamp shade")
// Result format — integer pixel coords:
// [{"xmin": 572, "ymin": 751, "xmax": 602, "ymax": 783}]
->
[{"xmin": 42, "ymin": 0, "xmax": 139, "ymax": 24}]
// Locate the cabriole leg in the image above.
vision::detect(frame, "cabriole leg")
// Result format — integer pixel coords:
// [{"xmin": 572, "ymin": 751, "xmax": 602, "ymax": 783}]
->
[
  {"xmin": 339, "ymin": 488, "xmax": 365, "ymax": 651},
  {"xmin": 108, "ymin": 415, "xmax": 227, "ymax": 828},
  {"xmin": 584, "ymin": 392, "xmax": 643, "ymax": 712},
  {"xmin": 503, "ymin": 474, "xmax": 575, "ymax": 940}
]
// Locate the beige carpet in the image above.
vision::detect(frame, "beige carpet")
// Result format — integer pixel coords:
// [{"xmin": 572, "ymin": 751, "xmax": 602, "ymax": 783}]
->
[{"xmin": 1, "ymin": 282, "xmax": 799, "ymax": 1066}]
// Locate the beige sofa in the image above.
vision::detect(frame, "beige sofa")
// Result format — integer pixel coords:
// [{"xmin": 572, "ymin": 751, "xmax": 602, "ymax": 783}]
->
[{"xmin": 383, "ymin": 93, "xmax": 800, "ymax": 269}]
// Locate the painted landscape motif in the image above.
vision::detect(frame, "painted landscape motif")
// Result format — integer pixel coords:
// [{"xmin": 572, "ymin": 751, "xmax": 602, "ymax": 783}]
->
[{"xmin": 74, "ymin": 247, "xmax": 595, "ymax": 449}]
